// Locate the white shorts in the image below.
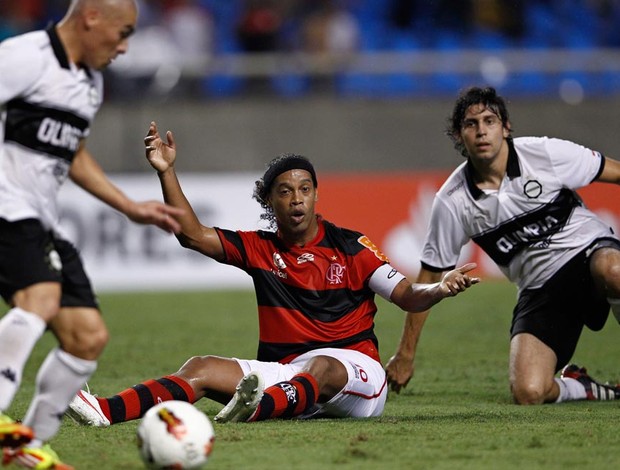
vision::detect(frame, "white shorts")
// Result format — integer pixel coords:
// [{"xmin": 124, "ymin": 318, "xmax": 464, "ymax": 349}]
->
[{"xmin": 235, "ymin": 348, "xmax": 388, "ymax": 419}]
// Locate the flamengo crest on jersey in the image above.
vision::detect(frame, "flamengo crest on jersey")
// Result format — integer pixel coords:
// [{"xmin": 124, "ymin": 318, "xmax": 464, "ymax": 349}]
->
[
  {"xmin": 0, "ymin": 26, "xmax": 103, "ymax": 233},
  {"xmin": 421, "ymin": 137, "xmax": 617, "ymax": 290}
]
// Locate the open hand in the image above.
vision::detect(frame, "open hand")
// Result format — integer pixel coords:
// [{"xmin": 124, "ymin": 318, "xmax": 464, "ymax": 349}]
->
[
  {"xmin": 127, "ymin": 200, "xmax": 185, "ymax": 234},
  {"xmin": 439, "ymin": 262, "xmax": 480, "ymax": 297},
  {"xmin": 144, "ymin": 121, "xmax": 176, "ymax": 173}
]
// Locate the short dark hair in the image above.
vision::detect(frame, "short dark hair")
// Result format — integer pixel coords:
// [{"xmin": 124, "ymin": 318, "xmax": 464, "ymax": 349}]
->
[
  {"xmin": 253, "ymin": 153, "xmax": 317, "ymax": 229},
  {"xmin": 446, "ymin": 86, "xmax": 512, "ymax": 157}
]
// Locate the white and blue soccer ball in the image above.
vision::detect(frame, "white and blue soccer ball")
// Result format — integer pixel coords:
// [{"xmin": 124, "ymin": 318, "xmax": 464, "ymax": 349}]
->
[{"xmin": 137, "ymin": 400, "xmax": 215, "ymax": 469}]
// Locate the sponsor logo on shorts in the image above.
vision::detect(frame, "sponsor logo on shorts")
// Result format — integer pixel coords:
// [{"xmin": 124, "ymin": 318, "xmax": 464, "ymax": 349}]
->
[
  {"xmin": 46, "ymin": 247, "xmax": 62, "ymax": 272},
  {"xmin": 350, "ymin": 363, "xmax": 369, "ymax": 382}
]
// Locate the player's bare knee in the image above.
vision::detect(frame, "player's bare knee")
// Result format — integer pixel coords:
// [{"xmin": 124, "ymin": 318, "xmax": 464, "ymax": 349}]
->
[
  {"xmin": 304, "ymin": 355, "xmax": 347, "ymax": 399},
  {"xmin": 177, "ymin": 355, "xmax": 206, "ymax": 375},
  {"xmin": 604, "ymin": 262, "xmax": 620, "ymax": 295},
  {"xmin": 59, "ymin": 325, "xmax": 109, "ymax": 360},
  {"xmin": 592, "ymin": 249, "xmax": 620, "ymax": 293},
  {"xmin": 176, "ymin": 355, "xmax": 226, "ymax": 382},
  {"xmin": 176, "ymin": 355, "xmax": 241, "ymax": 397},
  {"xmin": 511, "ymin": 381, "xmax": 546, "ymax": 405}
]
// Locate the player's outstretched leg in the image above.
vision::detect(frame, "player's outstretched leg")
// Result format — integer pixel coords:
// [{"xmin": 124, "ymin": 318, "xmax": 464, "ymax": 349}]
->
[{"xmin": 66, "ymin": 376, "xmax": 195, "ymax": 426}]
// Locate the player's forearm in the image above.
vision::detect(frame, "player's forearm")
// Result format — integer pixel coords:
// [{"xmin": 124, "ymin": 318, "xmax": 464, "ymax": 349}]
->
[
  {"xmin": 157, "ymin": 168, "xmax": 201, "ymax": 234},
  {"xmin": 391, "ymin": 268, "xmax": 441, "ymax": 356},
  {"xmin": 158, "ymin": 168, "xmax": 187, "ymax": 208},
  {"xmin": 156, "ymin": 168, "xmax": 223, "ymax": 258},
  {"xmin": 395, "ymin": 310, "xmax": 429, "ymax": 360},
  {"xmin": 406, "ymin": 281, "xmax": 449, "ymax": 312},
  {"xmin": 70, "ymin": 147, "xmax": 134, "ymax": 214}
]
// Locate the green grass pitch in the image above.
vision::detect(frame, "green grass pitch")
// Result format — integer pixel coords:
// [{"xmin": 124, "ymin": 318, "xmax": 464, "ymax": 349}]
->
[{"xmin": 5, "ymin": 281, "xmax": 620, "ymax": 469}]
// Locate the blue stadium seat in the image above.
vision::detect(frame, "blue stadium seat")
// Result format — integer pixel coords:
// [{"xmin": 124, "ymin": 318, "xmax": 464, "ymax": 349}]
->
[
  {"xmin": 271, "ymin": 73, "xmax": 309, "ymax": 98},
  {"xmin": 428, "ymin": 29, "xmax": 469, "ymax": 95},
  {"xmin": 520, "ymin": 3, "xmax": 558, "ymax": 48},
  {"xmin": 470, "ymin": 28, "xmax": 511, "ymax": 50}
]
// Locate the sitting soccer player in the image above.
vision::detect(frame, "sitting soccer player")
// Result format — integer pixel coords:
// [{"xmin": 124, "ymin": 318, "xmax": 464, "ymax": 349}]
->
[
  {"xmin": 386, "ymin": 86, "xmax": 620, "ymax": 404},
  {"xmin": 67, "ymin": 122, "xmax": 478, "ymax": 426}
]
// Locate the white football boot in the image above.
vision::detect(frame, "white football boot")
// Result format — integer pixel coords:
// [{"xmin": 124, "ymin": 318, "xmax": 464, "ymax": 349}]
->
[
  {"xmin": 214, "ymin": 371, "xmax": 264, "ymax": 423},
  {"xmin": 65, "ymin": 388, "xmax": 110, "ymax": 427}
]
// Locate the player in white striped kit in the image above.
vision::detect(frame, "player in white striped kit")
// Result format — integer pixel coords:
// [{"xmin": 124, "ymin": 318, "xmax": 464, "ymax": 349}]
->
[
  {"xmin": 0, "ymin": 1, "xmax": 182, "ymax": 468},
  {"xmin": 387, "ymin": 86, "xmax": 620, "ymax": 405}
]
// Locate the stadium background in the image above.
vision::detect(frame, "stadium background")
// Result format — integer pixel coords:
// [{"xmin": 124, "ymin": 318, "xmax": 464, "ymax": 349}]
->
[{"xmin": 5, "ymin": 0, "xmax": 620, "ymax": 290}]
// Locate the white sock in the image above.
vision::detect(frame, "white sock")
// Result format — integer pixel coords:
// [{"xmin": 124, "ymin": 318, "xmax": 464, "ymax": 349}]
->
[
  {"xmin": 608, "ymin": 297, "xmax": 620, "ymax": 323},
  {"xmin": 0, "ymin": 308, "xmax": 46, "ymax": 411},
  {"xmin": 23, "ymin": 348, "xmax": 97, "ymax": 442},
  {"xmin": 554, "ymin": 377, "xmax": 587, "ymax": 402}
]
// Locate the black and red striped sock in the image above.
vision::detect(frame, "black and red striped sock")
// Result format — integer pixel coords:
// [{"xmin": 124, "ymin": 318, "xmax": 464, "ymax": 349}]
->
[
  {"xmin": 251, "ymin": 372, "xmax": 319, "ymax": 421},
  {"xmin": 97, "ymin": 375, "xmax": 195, "ymax": 424}
]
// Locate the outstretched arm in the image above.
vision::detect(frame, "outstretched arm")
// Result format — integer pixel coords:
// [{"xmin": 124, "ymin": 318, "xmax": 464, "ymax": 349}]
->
[
  {"xmin": 69, "ymin": 141, "xmax": 184, "ymax": 234},
  {"xmin": 390, "ymin": 263, "xmax": 479, "ymax": 313},
  {"xmin": 143, "ymin": 121, "xmax": 225, "ymax": 260},
  {"xmin": 386, "ymin": 265, "xmax": 479, "ymax": 393}
]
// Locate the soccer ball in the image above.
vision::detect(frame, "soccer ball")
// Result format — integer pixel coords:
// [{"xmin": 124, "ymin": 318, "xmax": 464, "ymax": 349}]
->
[{"xmin": 137, "ymin": 401, "xmax": 215, "ymax": 469}]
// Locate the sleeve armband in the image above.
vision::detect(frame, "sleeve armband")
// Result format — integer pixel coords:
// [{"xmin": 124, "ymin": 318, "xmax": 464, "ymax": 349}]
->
[{"xmin": 368, "ymin": 263, "xmax": 406, "ymax": 301}]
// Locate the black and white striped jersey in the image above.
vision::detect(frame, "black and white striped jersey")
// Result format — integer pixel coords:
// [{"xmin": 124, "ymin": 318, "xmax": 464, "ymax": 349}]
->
[
  {"xmin": 421, "ymin": 137, "xmax": 616, "ymax": 290},
  {"xmin": 0, "ymin": 25, "xmax": 103, "ymax": 234}
]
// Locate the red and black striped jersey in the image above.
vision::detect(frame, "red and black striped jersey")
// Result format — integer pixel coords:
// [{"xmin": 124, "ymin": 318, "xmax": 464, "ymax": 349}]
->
[{"xmin": 215, "ymin": 217, "xmax": 389, "ymax": 363}]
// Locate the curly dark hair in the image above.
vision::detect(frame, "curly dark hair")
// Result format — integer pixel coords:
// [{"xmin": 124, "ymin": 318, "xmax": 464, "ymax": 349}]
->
[
  {"xmin": 446, "ymin": 86, "xmax": 512, "ymax": 158},
  {"xmin": 252, "ymin": 153, "xmax": 317, "ymax": 229}
]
